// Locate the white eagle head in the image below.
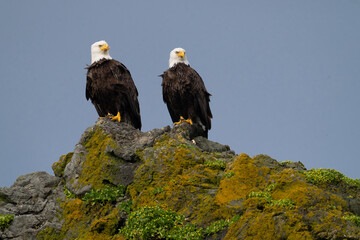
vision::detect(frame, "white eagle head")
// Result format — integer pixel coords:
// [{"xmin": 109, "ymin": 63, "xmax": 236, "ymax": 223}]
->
[
  {"xmin": 169, "ymin": 47, "xmax": 189, "ymax": 68},
  {"xmin": 91, "ymin": 40, "xmax": 112, "ymax": 64}
]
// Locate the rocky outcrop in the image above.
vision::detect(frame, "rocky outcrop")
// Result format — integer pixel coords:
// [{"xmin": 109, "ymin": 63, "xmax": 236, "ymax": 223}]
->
[
  {"xmin": 0, "ymin": 172, "xmax": 64, "ymax": 239},
  {"xmin": 1, "ymin": 119, "xmax": 359, "ymax": 239},
  {"xmin": 62, "ymin": 120, "xmax": 170, "ymax": 196}
]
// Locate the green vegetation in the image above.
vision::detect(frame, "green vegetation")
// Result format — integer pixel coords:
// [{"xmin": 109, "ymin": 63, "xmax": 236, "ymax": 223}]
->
[
  {"xmin": 119, "ymin": 205, "xmax": 202, "ymax": 240},
  {"xmin": 203, "ymin": 215, "xmax": 240, "ymax": 236},
  {"xmin": 63, "ymin": 186, "xmax": 76, "ymax": 199},
  {"xmin": 248, "ymin": 191, "xmax": 272, "ymax": 203},
  {"xmin": 119, "ymin": 205, "xmax": 240, "ymax": 239},
  {"xmin": 166, "ymin": 223, "xmax": 203, "ymax": 240},
  {"xmin": 52, "ymin": 152, "xmax": 73, "ymax": 177},
  {"xmin": 279, "ymin": 161, "xmax": 294, "ymax": 166},
  {"xmin": 118, "ymin": 200, "xmax": 132, "ymax": 214},
  {"xmin": 269, "ymin": 198, "xmax": 295, "ymax": 209},
  {"xmin": 37, "ymin": 123, "xmax": 360, "ymax": 239},
  {"xmin": 0, "ymin": 214, "xmax": 14, "ymax": 231},
  {"xmin": 82, "ymin": 185, "xmax": 126, "ymax": 206},
  {"xmin": 247, "ymin": 190, "xmax": 295, "ymax": 209},
  {"xmin": 265, "ymin": 183, "xmax": 276, "ymax": 192},
  {"xmin": 204, "ymin": 159, "xmax": 226, "ymax": 169},
  {"xmin": 179, "ymin": 144, "xmax": 197, "ymax": 150},
  {"xmin": 303, "ymin": 168, "xmax": 360, "ymax": 187},
  {"xmin": 344, "ymin": 214, "xmax": 360, "ymax": 227},
  {"xmin": 37, "ymin": 227, "xmax": 63, "ymax": 240},
  {"xmin": 152, "ymin": 187, "xmax": 164, "ymax": 195},
  {"xmin": 224, "ymin": 171, "xmax": 235, "ymax": 178},
  {"xmin": 64, "ymin": 185, "xmax": 126, "ymax": 206}
]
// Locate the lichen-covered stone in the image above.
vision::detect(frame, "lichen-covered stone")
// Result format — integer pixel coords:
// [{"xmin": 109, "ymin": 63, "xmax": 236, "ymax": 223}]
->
[
  {"xmin": 63, "ymin": 119, "xmax": 170, "ymax": 195},
  {"xmin": 52, "ymin": 152, "xmax": 73, "ymax": 177},
  {"xmin": 1, "ymin": 119, "xmax": 359, "ymax": 239}
]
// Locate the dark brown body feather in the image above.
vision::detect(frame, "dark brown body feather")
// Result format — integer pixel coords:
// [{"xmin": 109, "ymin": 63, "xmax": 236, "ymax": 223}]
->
[
  {"xmin": 161, "ymin": 63, "xmax": 212, "ymax": 138},
  {"xmin": 86, "ymin": 58, "xmax": 141, "ymax": 130}
]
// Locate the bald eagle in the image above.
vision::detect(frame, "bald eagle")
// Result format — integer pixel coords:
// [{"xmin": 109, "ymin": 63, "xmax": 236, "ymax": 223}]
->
[
  {"xmin": 86, "ymin": 40, "xmax": 141, "ymax": 130},
  {"xmin": 161, "ymin": 48, "xmax": 212, "ymax": 138}
]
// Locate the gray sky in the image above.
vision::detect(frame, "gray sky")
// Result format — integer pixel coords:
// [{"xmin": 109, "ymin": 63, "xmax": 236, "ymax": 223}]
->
[{"xmin": 1, "ymin": 1, "xmax": 359, "ymax": 187}]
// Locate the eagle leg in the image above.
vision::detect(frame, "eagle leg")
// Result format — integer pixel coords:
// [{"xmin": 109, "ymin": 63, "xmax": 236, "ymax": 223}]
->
[
  {"xmin": 174, "ymin": 116, "xmax": 193, "ymax": 125},
  {"xmin": 110, "ymin": 112, "xmax": 121, "ymax": 122}
]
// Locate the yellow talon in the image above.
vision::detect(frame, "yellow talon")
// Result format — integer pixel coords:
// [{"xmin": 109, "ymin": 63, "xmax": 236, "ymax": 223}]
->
[
  {"xmin": 111, "ymin": 112, "xmax": 121, "ymax": 122},
  {"xmin": 99, "ymin": 113, "xmax": 112, "ymax": 120},
  {"xmin": 174, "ymin": 116, "xmax": 192, "ymax": 125},
  {"xmin": 174, "ymin": 116, "xmax": 185, "ymax": 125},
  {"xmin": 185, "ymin": 118, "xmax": 193, "ymax": 125}
]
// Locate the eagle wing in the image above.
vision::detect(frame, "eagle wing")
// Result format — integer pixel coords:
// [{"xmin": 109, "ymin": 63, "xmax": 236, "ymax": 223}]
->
[
  {"xmin": 110, "ymin": 61, "xmax": 142, "ymax": 130},
  {"xmin": 86, "ymin": 64, "xmax": 105, "ymax": 115},
  {"xmin": 161, "ymin": 70, "xmax": 183, "ymax": 123},
  {"xmin": 188, "ymin": 67, "xmax": 212, "ymax": 130}
]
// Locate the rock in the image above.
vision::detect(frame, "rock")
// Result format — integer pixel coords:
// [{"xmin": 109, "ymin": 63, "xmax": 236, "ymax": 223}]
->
[
  {"xmin": 193, "ymin": 136, "xmax": 234, "ymax": 154},
  {"xmin": 0, "ymin": 172, "xmax": 64, "ymax": 240},
  {"xmin": 63, "ymin": 119, "xmax": 171, "ymax": 195},
  {"xmin": 1, "ymin": 120, "xmax": 360, "ymax": 239}
]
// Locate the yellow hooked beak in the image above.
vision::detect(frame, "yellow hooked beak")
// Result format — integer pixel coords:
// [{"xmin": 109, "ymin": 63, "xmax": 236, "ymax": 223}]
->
[
  {"xmin": 177, "ymin": 51, "xmax": 185, "ymax": 58},
  {"xmin": 100, "ymin": 44, "xmax": 109, "ymax": 51}
]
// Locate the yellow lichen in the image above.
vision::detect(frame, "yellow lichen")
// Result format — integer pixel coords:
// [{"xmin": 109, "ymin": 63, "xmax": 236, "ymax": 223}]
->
[
  {"xmin": 53, "ymin": 197, "xmax": 125, "ymax": 239},
  {"xmin": 39, "ymin": 124, "xmax": 360, "ymax": 239},
  {"xmin": 52, "ymin": 152, "xmax": 73, "ymax": 177},
  {"xmin": 215, "ymin": 153, "xmax": 268, "ymax": 206},
  {"xmin": 127, "ymin": 136, "xmax": 233, "ymax": 226},
  {"xmin": 70, "ymin": 127, "xmax": 124, "ymax": 191}
]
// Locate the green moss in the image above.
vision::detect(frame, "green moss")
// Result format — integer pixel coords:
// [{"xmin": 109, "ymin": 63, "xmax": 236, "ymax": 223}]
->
[
  {"xmin": 0, "ymin": 194, "xmax": 9, "ymax": 204},
  {"xmin": 37, "ymin": 227, "xmax": 64, "ymax": 240},
  {"xmin": 0, "ymin": 214, "xmax": 14, "ymax": 231}
]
